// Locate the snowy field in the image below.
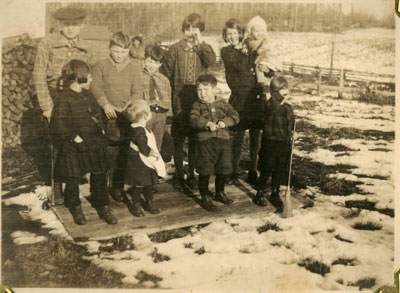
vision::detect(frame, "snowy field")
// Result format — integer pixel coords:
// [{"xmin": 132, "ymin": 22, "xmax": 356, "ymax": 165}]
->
[
  {"xmin": 3, "ymin": 91, "xmax": 394, "ymax": 290},
  {"xmin": 2, "ymin": 28, "xmax": 395, "ymax": 291}
]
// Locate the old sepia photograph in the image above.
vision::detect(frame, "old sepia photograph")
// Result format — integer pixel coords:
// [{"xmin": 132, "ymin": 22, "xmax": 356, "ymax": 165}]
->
[{"xmin": 1, "ymin": 0, "xmax": 397, "ymax": 291}]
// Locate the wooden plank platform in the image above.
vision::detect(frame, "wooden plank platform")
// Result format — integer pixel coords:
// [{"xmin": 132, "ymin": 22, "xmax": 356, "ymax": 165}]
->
[{"xmin": 52, "ymin": 180, "xmax": 302, "ymax": 241}]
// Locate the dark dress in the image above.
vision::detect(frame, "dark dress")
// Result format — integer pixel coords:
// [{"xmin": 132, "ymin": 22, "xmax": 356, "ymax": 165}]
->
[
  {"xmin": 124, "ymin": 126, "xmax": 158, "ymax": 187},
  {"xmin": 52, "ymin": 88, "xmax": 113, "ymax": 179}
]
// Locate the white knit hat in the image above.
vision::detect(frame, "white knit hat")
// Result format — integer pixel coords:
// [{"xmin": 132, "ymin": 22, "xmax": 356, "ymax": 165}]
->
[{"xmin": 246, "ymin": 15, "xmax": 267, "ymax": 34}]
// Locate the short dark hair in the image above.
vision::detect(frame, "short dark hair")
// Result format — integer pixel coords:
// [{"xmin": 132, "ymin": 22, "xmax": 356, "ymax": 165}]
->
[
  {"xmin": 222, "ymin": 18, "xmax": 245, "ymax": 43},
  {"xmin": 132, "ymin": 35, "xmax": 143, "ymax": 44},
  {"xmin": 270, "ymin": 76, "xmax": 289, "ymax": 92},
  {"xmin": 144, "ymin": 44, "xmax": 165, "ymax": 63},
  {"xmin": 181, "ymin": 13, "xmax": 205, "ymax": 32},
  {"xmin": 109, "ymin": 31, "xmax": 131, "ymax": 49},
  {"xmin": 63, "ymin": 59, "xmax": 91, "ymax": 84},
  {"xmin": 196, "ymin": 74, "xmax": 217, "ymax": 87}
]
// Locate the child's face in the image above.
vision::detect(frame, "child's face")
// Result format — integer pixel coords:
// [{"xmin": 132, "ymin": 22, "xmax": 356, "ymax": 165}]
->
[
  {"xmin": 225, "ymin": 28, "xmax": 240, "ymax": 46},
  {"xmin": 133, "ymin": 39, "xmax": 141, "ymax": 48},
  {"xmin": 251, "ymin": 24, "xmax": 266, "ymax": 40},
  {"xmin": 184, "ymin": 26, "xmax": 201, "ymax": 43},
  {"xmin": 144, "ymin": 57, "xmax": 162, "ymax": 74},
  {"xmin": 59, "ymin": 20, "xmax": 84, "ymax": 40},
  {"xmin": 80, "ymin": 74, "xmax": 92, "ymax": 90},
  {"xmin": 110, "ymin": 45, "xmax": 130, "ymax": 64},
  {"xmin": 279, "ymin": 88, "xmax": 290, "ymax": 100},
  {"xmin": 197, "ymin": 83, "xmax": 217, "ymax": 104}
]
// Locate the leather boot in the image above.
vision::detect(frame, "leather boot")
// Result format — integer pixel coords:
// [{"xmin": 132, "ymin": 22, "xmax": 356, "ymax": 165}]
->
[
  {"xmin": 96, "ymin": 205, "xmax": 118, "ymax": 225},
  {"xmin": 227, "ymin": 172, "xmax": 239, "ymax": 185},
  {"xmin": 270, "ymin": 189, "xmax": 283, "ymax": 210},
  {"xmin": 143, "ymin": 200, "xmax": 160, "ymax": 214},
  {"xmin": 215, "ymin": 191, "xmax": 233, "ymax": 205},
  {"xmin": 68, "ymin": 205, "xmax": 86, "ymax": 225},
  {"xmin": 253, "ymin": 189, "xmax": 268, "ymax": 206},
  {"xmin": 132, "ymin": 203, "xmax": 145, "ymax": 217},
  {"xmin": 109, "ymin": 188, "xmax": 124, "ymax": 202},
  {"xmin": 215, "ymin": 174, "xmax": 233, "ymax": 205},
  {"xmin": 201, "ymin": 192, "xmax": 217, "ymax": 211}
]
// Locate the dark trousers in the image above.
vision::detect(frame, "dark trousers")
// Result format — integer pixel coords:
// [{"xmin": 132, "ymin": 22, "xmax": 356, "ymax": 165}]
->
[
  {"xmin": 231, "ymin": 129, "xmax": 261, "ymax": 174},
  {"xmin": 64, "ymin": 172, "xmax": 109, "ymax": 208},
  {"xmin": 197, "ymin": 138, "xmax": 231, "ymax": 176},
  {"xmin": 128, "ymin": 185, "xmax": 153, "ymax": 204},
  {"xmin": 198, "ymin": 174, "xmax": 228, "ymax": 195},
  {"xmin": 174, "ymin": 135, "xmax": 197, "ymax": 180},
  {"xmin": 257, "ymin": 171, "xmax": 281, "ymax": 192}
]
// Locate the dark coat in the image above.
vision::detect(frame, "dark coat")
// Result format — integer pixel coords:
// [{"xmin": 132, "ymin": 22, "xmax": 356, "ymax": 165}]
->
[
  {"xmin": 52, "ymin": 88, "xmax": 112, "ymax": 178},
  {"xmin": 161, "ymin": 39, "xmax": 216, "ymax": 117}
]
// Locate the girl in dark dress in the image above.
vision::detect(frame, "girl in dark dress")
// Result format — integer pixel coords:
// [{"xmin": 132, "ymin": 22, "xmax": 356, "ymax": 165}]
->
[
  {"xmin": 220, "ymin": 18, "xmax": 264, "ymax": 185},
  {"xmin": 124, "ymin": 100, "xmax": 166, "ymax": 217},
  {"xmin": 52, "ymin": 60, "xmax": 117, "ymax": 225}
]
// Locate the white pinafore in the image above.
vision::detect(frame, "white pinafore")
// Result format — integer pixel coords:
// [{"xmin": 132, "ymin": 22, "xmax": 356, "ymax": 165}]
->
[{"xmin": 129, "ymin": 124, "xmax": 166, "ymax": 178}]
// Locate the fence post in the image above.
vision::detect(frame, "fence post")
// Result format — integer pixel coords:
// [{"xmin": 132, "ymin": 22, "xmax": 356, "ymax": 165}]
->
[
  {"xmin": 317, "ymin": 67, "xmax": 322, "ymax": 96},
  {"xmin": 338, "ymin": 66, "xmax": 344, "ymax": 99}
]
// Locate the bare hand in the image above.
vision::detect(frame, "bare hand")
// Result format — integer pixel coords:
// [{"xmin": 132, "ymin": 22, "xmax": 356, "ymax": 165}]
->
[
  {"xmin": 74, "ymin": 135, "xmax": 83, "ymax": 143},
  {"xmin": 257, "ymin": 63, "xmax": 270, "ymax": 73},
  {"xmin": 217, "ymin": 121, "xmax": 226, "ymax": 129},
  {"xmin": 206, "ymin": 121, "xmax": 218, "ymax": 132},
  {"xmin": 193, "ymin": 28, "xmax": 203, "ymax": 45},
  {"xmin": 43, "ymin": 109, "xmax": 52, "ymax": 122},
  {"xmin": 104, "ymin": 104, "xmax": 117, "ymax": 119}
]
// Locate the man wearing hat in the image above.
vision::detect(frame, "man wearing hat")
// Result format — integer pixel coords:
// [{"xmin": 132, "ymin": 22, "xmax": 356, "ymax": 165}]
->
[{"xmin": 33, "ymin": 6, "xmax": 93, "ymax": 203}]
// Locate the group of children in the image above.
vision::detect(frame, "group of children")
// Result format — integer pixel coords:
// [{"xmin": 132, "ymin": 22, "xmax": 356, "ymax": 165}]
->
[{"xmin": 33, "ymin": 6, "xmax": 295, "ymax": 226}]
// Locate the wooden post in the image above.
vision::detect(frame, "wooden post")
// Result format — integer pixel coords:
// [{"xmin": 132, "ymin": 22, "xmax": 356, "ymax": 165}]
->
[
  {"xmin": 329, "ymin": 28, "xmax": 336, "ymax": 83},
  {"xmin": 338, "ymin": 66, "xmax": 344, "ymax": 99},
  {"xmin": 317, "ymin": 68, "xmax": 322, "ymax": 96}
]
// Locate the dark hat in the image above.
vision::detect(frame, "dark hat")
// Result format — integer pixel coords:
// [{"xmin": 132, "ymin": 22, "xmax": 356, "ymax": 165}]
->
[{"xmin": 54, "ymin": 6, "xmax": 87, "ymax": 21}]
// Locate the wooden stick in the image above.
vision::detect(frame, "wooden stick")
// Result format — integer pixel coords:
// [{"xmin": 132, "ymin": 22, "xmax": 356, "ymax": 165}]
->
[{"xmin": 282, "ymin": 121, "xmax": 296, "ymax": 218}]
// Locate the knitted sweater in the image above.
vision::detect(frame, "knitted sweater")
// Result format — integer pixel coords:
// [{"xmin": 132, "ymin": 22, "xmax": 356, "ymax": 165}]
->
[
  {"xmin": 90, "ymin": 57, "xmax": 143, "ymax": 110},
  {"xmin": 190, "ymin": 99, "xmax": 239, "ymax": 141}
]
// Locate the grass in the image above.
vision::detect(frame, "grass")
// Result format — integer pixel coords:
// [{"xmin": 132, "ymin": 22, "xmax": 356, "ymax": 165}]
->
[
  {"xmin": 238, "ymin": 244, "xmax": 253, "ymax": 254},
  {"xmin": 135, "ymin": 270, "xmax": 163, "ymax": 288},
  {"xmin": 98, "ymin": 235, "xmax": 135, "ymax": 252},
  {"xmin": 183, "ymin": 242, "xmax": 194, "ymax": 249},
  {"xmin": 320, "ymin": 177, "xmax": 364, "ymax": 196},
  {"xmin": 257, "ymin": 222, "xmax": 282, "ymax": 234},
  {"xmin": 331, "ymin": 258, "xmax": 357, "ymax": 266},
  {"xmin": 149, "ymin": 248, "xmax": 170, "ymax": 263},
  {"xmin": 194, "ymin": 246, "xmax": 206, "ymax": 255},
  {"xmin": 368, "ymin": 148, "xmax": 391, "ymax": 152},
  {"xmin": 3, "ymin": 234, "xmax": 136, "ymax": 288},
  {"xmin": 149, "ymin": 228, "xmax": 191, "ymax": 243},
  {"xmin": 353, "ymin": 222, "xmax": 382, "ymax": 231},
  {"xmin": 327, "ymin": 144, "xmax": 357, "ymax": 152},
  {"xmin": 348, "ymin": 277, "xmax": 376, "ymax": 290},
  {"xmin": 298, "ymin": 258, "xmax": 331, "ymax": 276}
]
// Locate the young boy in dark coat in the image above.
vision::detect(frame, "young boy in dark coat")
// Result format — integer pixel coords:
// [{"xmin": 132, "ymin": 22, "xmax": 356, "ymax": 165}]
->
[
  {"xmin": 161, "ymin": 13, "xmax": 216, "ymax": 191},
  {"xmin": 52, "ymin": 60, "xmax": 117, "ymax": 225},
  {"xmin": 254, "ymin": 76, "xmax": 295, "ymax": 210},
  {"xmin": 190, "ymin": 75, "xmax": 240, "ymax": 211}
]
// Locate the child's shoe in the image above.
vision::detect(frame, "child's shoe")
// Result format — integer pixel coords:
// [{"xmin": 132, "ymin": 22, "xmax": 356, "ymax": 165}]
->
[
  {"xmin": 143, "ymin": 200, "xmax": 160, "ymax": 214},
  {"xmin": 214, "ymin": 191, "xmax": 233, "ymax": 205},
  {"xmin": 270, "ymin": 190, "xmax": 284, "ymax": 211},
  {"xmin": 69, "ymin": 205, "xmax": 87, "ymax": 225},
  {"xmin": 132, "ymin": 203, "xmax": 145, "ymax": 217},
  {"xmin": 96, "ymin": 205, "xmax": 118, "ymax": 225},
  {"xmin": 253, "ymin": 189, "xmax": 268, "ymax": 206},
  {"xmin": 186, "ymin": 176, "xmax": 198, "ymax": 190},
  {"xmin": 173, "ymin": 177, "xmax": 186, "ymax": 192},
  {"xmin": 227, "ymin": 173, "xmax": 239, "ymax": 185},
  {"xmin": 109, "ymin": 188, "xmax": 124, "ymax": 202},
  {"xmin": 247, "ymin": 171, "xmax": 258, "ymax": 186},
  {"xmin": 201, "ymin": 192, "xmax": 217, "ymax": 211}
]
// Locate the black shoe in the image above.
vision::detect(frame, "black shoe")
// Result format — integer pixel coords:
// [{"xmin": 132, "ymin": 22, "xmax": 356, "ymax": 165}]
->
[
  {"xmin": 132, "ymin": 203, "xmax": 145, "ymax": 217},
  {"xmin": 173, "ymin": 177, "xmax": 186, "ymax": 192},
  {"xmin": 143, "ymin": 200, "xmax": 160, "ymax": 214},
  {"xmin": 69, "ymin": 205, "xmax": 87, "ymax": 225},
  {"xmin": 227, "ymin": 173, "xmax": 239, "ymax": 185},
  {"xmin": 253, "ymin": 189, "xmax": 268, "ymax": 206},
  {"xmin": 247, "ymin": 171, "xmax": 258, "ymax": 186},
  {"xmin": 214, "ymin": 191, "xmax": 233, "ymax": 205},
  {"xmin": 270, "ymin": 191, "xmax": 284, "ymax": 210},
  {"xmin": 109, "ymin": 188, "xmax": 124, "ymax": 202},
  {"xmin": 96, "ymin": 205, "xmax": 118, "ymax": 225},
  {"xmin": 186, "ymin": 176, "xmax": 198, "ymax": 190},
  {"xmin": 201, "ymin": 194, "xmax": 218, "ymax": 211}
]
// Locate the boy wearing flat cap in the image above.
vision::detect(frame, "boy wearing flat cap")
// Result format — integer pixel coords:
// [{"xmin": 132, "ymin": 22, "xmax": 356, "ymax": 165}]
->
[{"xmin": 33, "ymin": 6, "xmax": 93, "ymax": 202}]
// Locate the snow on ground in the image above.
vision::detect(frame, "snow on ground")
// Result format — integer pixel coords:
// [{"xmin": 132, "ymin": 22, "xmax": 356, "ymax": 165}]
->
[{"xmin": 2, "ymin": 28, "xmax": 394, "ymax": 291}]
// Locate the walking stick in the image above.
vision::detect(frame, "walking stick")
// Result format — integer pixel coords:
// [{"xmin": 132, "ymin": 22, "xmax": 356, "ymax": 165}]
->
[{"xmin": 282, "ymin": 120, "xmax": 296, "ymax": 218}]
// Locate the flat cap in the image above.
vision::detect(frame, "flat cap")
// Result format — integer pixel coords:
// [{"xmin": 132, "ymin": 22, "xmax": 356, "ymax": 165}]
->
[{"xmin": 54, "ymin": 6, "xmax": 87, "ymax": 21}]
